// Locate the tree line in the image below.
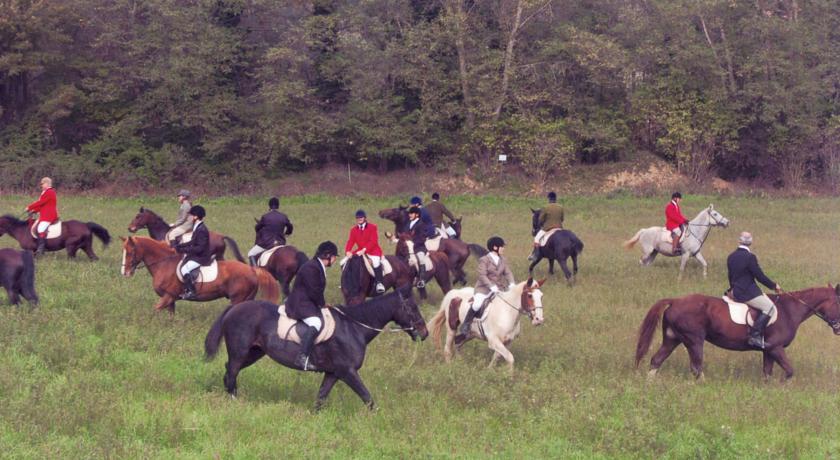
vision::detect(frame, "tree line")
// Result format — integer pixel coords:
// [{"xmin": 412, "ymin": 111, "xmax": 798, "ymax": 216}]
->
[{"xmin": 1, "ymin": 0, "xmax": 839, "ymax": 190}]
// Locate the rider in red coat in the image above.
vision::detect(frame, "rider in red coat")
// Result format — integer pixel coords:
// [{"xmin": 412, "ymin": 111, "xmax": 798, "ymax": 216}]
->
[
  {"xmin": 26, "ymin": 177, "xmax": 59, "ymax": 255},
  {"xmin": 665, "ymin": 192, "xmax": 688, "ymax": 255},
  {"xmin": 345, "ymin": 209, "xmax": 386, "ymax": 294}
]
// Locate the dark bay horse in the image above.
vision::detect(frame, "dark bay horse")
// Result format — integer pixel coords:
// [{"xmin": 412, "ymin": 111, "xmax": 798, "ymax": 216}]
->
[
  {"xmin": 120, "ymin": 236, "xmax": 279, "ymax": 313},
  {"xmin": 340, "ymin": 254, "xmax": 414, "ymax": 305},
  {"xmin": 394, "ymin": 233, "xmax": 452, "ymax": 299},
  {"xmin": 259, "ymin": 246, "xmax": 309, "ymax": 296},
  {"xmin": 528, "ymin": 209, "xmax": 584, "ymax": 285},
  {"xmin": 127, "ymin": 207, "xmax": 232, "ymax": 260},
  {"xmin": 379, "ymin": 206, "xmax": 484, "ymax": 285},
  {"xmin": 204, "ymin": 285, "xmax": 428, "ymax": 410},
  {"xmin": 636, "ymin": 286, "xmax": 840, "ymax": 381},
  {"xmin": 0, "ymin": 248, "xmax": 38, "ymax": 306},
  {"xmin": 0, "ymin": 215, "xmax": 110, "ymax": 260}
]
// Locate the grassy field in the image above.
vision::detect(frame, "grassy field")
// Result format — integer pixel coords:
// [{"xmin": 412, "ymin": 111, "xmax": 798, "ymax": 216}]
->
[{"xmin": 1, "ymin": 194, "xmax": 839, "ymax": 458}]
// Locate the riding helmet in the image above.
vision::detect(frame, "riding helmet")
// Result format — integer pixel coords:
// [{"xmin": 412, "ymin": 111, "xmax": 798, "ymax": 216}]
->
[
  {"xmin": 408, "ymin": 206, "xmax": 421, "ymax": 216},
  {"xmin": 432, "ymin": 192, "xmax": 440, "ymax": 200},
  {"xmin": 178, "ymin": 189, "xmax": 191, "ymax": 198},
  {"xmin": 486, "ymin": 236, "xmax": 506, "ymax": 252},
  {"xmin": 316, "ymin": 241, "xmax": 339, "ymax": 259},
  {"xmin": 188, "ymin": 205, "xmax": 206, "ymax": 219},
  {"xmin": 268, "ymin": 197, "xmax": 280, "ymax": 209},
  {"xmin": 672, "ymin": 192, "xmax": 682, "ymax": 199},
  {"xmin": 410, "ymin": 196, "xmax": 422, "ymax": 205},
  {"xmin": 355, "ymin": 209, "xmax": 367, "ymax": 218},
  {"xmin": 547, "ymin": 191, "xmax": 557, "ymax": 202}
]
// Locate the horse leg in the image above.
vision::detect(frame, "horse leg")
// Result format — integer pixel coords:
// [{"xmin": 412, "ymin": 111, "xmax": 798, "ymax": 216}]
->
[
  {"xmin": 762, "ymin": 351, "xmax": 774, "ymax": 382},
  {"xmin": 768, "ymin": 348, "xmax": 794, "ymax": 381},
  {"xmin": 314, "ymin": 373, "xmax": 339, "ymax": 411},
  {"xmin": 527, "ymin": 256, "xmax": 541, "ymax": 274},
  {"xmin": 340, "ymin": 369, "xmax": 375, "ymax": 410},
  {"xmin": 684, "ymin": 339, "xmax": 705, "ymax": 381},
  {"xmin": 648, "ymin": 334, "xmax": 681, "ymax": 380},
  {"xmin": 548, "ymin": 258, "xmax": 555, "ymax": 275},
  {"xmin": 444, "ymin": 325, "xmax": 456, "ymax": 362},
  {"xmin": 695, "ymin": 252, "xmax": 708, "ymax": 278},
  {"xmin": 678, "ymin": 253, "xmax": 690, "ymax": 280},
  {"xmin": 487, "ymin": 336, "xmax": 515, "ymax": 374},
  {"xmin": 82, "ymin": 236, "xmax": 98, "ymax": 261},
  {"xmin": 572, "ymin": 253, "xmax": 579, "ymax": 275},
  {"xmin": 489, "ymin": 352, "xmax": 502, "ymax": 368},
  {"xmin": 153, "ymin": 294, "xmax": 177, "ymax": 313},
  {"xmin": 558, "ymin": 257, "xmax": 573, "ymax": 285},
  {"xmin": 434, "ymin": 268, "xmax": 451, "ymax": 295}
]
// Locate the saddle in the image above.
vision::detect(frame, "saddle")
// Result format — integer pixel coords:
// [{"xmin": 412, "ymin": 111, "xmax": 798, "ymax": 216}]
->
[
  {"xmin": 449, "ymin": 295, "xmax": 493, "ymax": 333},
  {"xmin": 175, "ymin": 258, "xmax": 218, "ymax": 283},
  {"xmin": 30, "ymin": 221, "xmax": 62, "ymax": 239},
  {"xmin": 723, "ymin": 295, "xmax": 778, "ymax": 326},
  {"xmin": 276, "ymin": 305, "xmax": 337, "ymax": 345},
  {"xmin": 425, "ymin": 235, "xmax": 443, "ymax": 252},
  {"xmin": 338, "ymin": 255, "xmax": 394, "ymax": 276},
  {"xmin": 538, "ymin": 228, "xmax": 561, "ymax": 246},
  {"xmin": 660, "ymin": 228, "xmax": 685, "ymax": 245},
  {"xmin": 404, "ymin": 240, "xmax": 434, "ymax": 271},
  {"xmin": 257, "ymin": 245, "xmax": 285, "ymax": 267}
]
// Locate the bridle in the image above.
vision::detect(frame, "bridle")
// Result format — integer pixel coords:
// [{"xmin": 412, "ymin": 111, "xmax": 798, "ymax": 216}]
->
[
  {"xmin": 684, "ymin": 208, "xmax": 726, "ymax": 255},
  {"xmin": 780, "ymin": 288, "xmax": 840, "ymax": 332},
  {"xmin": 332, "ymin": 290, "xmax": 423, "ymax": 333},
  {"xmin": 490, "ymin": 283, "xmax": 542, "ymax": 321},
  {"xmin": 121, "ymin": 243, "xmax": 179, "ymax": 275}
]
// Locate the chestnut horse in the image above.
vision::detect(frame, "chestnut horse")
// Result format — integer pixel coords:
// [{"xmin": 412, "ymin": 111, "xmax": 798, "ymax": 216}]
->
[
  {"xmin": 0, "ymin": 248, "xmax": 39, "ymax": 306},
  {"xmin": 393, "ymin": 232, "xmax": 452, "ymax": 299},
  {"xmin": 636, "ymin": 285, "xmax": 840, "ymax": 381},
  {"xmin": 120, "ymin": 236, "xmax": 279, "ymax": 313},
  {"xmin": 127, "ymin": 207, "xmax": 233, "ymax": 260},
  {"xmin": 258, "ymin": 246, "xmax": 309, "ymax": 296},
  {"xmin": 340, "ymin": 254, "xmax": 414, "ymax": 305},
  {"xmin": 0, "ymin": 214, "xmax": 110, "ymax": 260}
]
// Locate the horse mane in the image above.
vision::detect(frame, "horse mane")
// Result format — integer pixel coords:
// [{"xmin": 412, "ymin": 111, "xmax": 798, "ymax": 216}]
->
[
  {"xmin": 340, "ymin": 285, "xmax": 413, "ymax": 325},
  {"xmin": 341, "ymin": 256, "xmax": 366, "ymax": 299},
  {"xmin": 139, "ymin": 207, "xmax": 166, "ymax": 223},
  {"xmin": 0, "ymin": 214, "xmax": 27, "ymax": 227}
]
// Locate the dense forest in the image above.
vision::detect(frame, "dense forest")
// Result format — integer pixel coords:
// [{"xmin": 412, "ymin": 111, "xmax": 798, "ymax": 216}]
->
[{"xmin": 1, "ymin": 0, "xmax": 839, "ymax": 190}]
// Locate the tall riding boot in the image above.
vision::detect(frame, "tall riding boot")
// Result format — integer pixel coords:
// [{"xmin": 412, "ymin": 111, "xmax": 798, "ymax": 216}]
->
[
  {"xmin": 748, "ymin": 312, "xmax": 772, "ymax": 349},
  {"xmin": 35, "ymin": 236, "xmax": 47, "ymax": 257},
  {"xmin": 295, "ymin": 326, "xmax": 319, "ymax": 371},
  {"xmin": 416, "ymin": 263, "xmax": 427, "ymax": 289},
  {"xmin": 373, "ymin": 265, "xmax": 386, "ymax": 294},
  {"xmin": 671, "ymin": 237, "xmax": 681, "ymax": 255},
  {"xmin": 181, "ymin": 269, "xmax": 199, "ymax": 300},
  {"xmin": 248, "ymin": 256, "xmax": 258, "ymax": 267},
  {"xmin": 528, "ymin": 243, "xmax": 540, "ymax": 262},
  {"xmin": 456, "ymin": 307, "xmax": 480, "ymax": 342}
]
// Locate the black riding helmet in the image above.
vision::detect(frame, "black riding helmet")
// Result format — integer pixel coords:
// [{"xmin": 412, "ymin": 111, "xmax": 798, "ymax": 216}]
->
[
  {"xmin": 408, "ymin": 206, "xmax": 421, "ymax": 216},
  {"xmin": 189, "ymin": 205, "xmax": 206, "ymax": 219},
  {"xmin": 316, "ymin": 241, "xmax": 339, "ymax": 259},
  {"xmin": 487, "ymin": 236, "xmax": 505, "ymax": 252},
  {"xmin": 672, "ymin": 192, "xmax": 682, "ymax": 199},
  {"xmin": 269, "ymin": 197, "xmax": 280, "ymax": 209}
]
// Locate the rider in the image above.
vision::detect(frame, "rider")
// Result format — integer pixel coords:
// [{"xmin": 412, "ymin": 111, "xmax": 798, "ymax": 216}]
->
[
  {"xmin": 665, "ymin": 192, "xmax": 689, "ymax": 255},
  {"xmin": 25, "ymin": 177, "xmax": 59, "ymax": 256},
  {"xmin": 286, "ymin": 241, "xmax": 338, "ymax": 371},
  {"xmin": 456, "ymin": 236, "xmax": 515, "ymax": 343},
  {"xmin": 528, "ymin": 191, "xmax": 564, "ymax": 262},
  {"xmin": 406, "ymin": 206, "xmax": 434, "ymax": 288},
  {"xmin": 174, "ymin": 205, "xmax": 212, "ymax": 300},
  {"xmin": 248, "ymin": 197, "xmax": 293, "ymax": 266},
  {"xmin": 168, "ymin": 190, "xmax": 193, "ymax": 243},
  {"xmin": 426, "ymin": 192, "xmax": 457, "ymax": 238},
  {"xmin": 409, "ymin": 196, "xmax": 435, "ymax": 228},
  {"xmin": 345, "ymin": 209, "xmax": 386, "ymax": 294},
  {"xmin": 727, "ymin": 232, "xmax": 782, "ymax": 349}
]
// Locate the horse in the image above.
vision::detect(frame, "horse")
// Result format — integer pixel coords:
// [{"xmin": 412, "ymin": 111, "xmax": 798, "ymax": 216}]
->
[
  {"xmin": 204, "ymin": 285, "xmax": 428, "ymax": 410},
  {"xmin": 0, "ymin": 248, "xmax": 38, "ymax": 306},
  {"xmin": 635, "ymin": 285, "xmax": 840, "ymax": 382},
  {"xmin": 0, "ymin": 214, "xmax": 110, "ymax": 260},
  {"xmin": 428, "ymin": 278, "xmax": 546, "ymax": 372},
  {"xmin": 623, "ymin": 204, "xmax": 730, "ymax": 277},
  {"xmin": 340, "ymin": 254, "xmax": 414, "ymax": 305},
  {"xmin": 528, "ymin": 209, "xmax": 584, "ymax": 285},
  {"xmin": 393, "ymin": 232, "xmax": 452, "ymax": 299},
  {"xmin": 258, "ymin": 246, "xmax": 309, "ymax": 296},
  {"xmin": 119, "ymin": 236, "xmax": 279, "ymax": 313},
  {"xmin": 127, "ymin": 207, "xmax": 233, "ymax": 260},
  {"xmin": 379, "ymin": 206, "xmax": 485, "ymax": 285}
]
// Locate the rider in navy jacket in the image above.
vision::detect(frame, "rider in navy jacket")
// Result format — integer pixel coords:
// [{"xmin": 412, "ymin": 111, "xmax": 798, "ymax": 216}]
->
[{"xmin": 726, "ymin": 232, "xmax": 781, "ymax": 349}]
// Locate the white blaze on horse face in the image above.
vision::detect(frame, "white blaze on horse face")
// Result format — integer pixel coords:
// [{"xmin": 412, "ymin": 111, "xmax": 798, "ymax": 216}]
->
[
  {"xmin": 531, "ymin": 288, "xmax": 545, "ymax": 325},
  {"xmin": 121, "ymin": 248, "xmax": 128, "ymax": 276}
]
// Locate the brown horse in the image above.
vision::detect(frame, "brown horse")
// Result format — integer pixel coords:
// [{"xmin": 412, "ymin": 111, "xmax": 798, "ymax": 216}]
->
[
  {"xmin": 379, "ymin": 206, "xmax": 485, "ymax": 285},
  {"xmin": 394, "ymin": 232, "xmax": 452, "ymax": 299},
  {"xmin": 258, "ymin": 246, "xmax": 309, "ymax": 296},
  {"xmin": 127, "ymin": 207, "xmax": 232, "ymax": 260},
  {"xmin": 120, "ymin": 236, "xmax": 279, "ymax": 313},
  {"xmin": 340, "ymin": 254, "xmax": 415, "ymax": 305},
  {"xmin": 636, "ymin": 286, "xmax": 840, "ymax": 381},
  {"xmin": 0, "ymin": 214, "xmax": 110, "ymax": 259},
  {"xmin": 0, "ymin": 248, "xmax": 38, "ymax": 306}
]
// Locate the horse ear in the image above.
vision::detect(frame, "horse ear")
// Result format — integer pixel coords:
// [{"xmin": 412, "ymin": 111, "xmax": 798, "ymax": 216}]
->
[
  {"xmin": 537, "ymin": 278, "xmax": 547, "ymax": 287},
  {"xmin": 139, "ymin": 207, "xmax": 144, "ymax": 212},
  {"xmin": 709, "ymin": 204, "xmax": 714, "ymax": 209},
  {"xmin": 526, "ymin": 276, "xmax": 533, "ymax": 287},
  {"xmin": 530, "ymin": 208, "xmax": 536, "ymax": 213},
  {"xmin": 119, "ymin": 236, "xmax": 126, "ymax": 242},
  {"xmin": 127, "ymin": 236, "xmax": 135, "ymax": 246}
]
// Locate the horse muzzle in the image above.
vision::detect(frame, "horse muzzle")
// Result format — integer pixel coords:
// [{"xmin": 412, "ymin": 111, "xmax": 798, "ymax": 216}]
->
[
  {"xmin": 128, "ymin": 226, "xmax": 137, "ymax": 233},
  {"xmin": 413, "ymin": 326, "xmax": 429, "ymax": 341},
  {"xmin": 531, "ymin": 317, "xmax": 544, "ymax": 327}
]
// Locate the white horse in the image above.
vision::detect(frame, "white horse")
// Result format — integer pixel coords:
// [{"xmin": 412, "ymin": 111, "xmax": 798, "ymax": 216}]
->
[
  {"xmin": 428, "ymin": 278, "xmax": 545, "ymax": 372},
  {"xmin": 623, "ymin": 204, "xmax": 730, "ymax": 277}
]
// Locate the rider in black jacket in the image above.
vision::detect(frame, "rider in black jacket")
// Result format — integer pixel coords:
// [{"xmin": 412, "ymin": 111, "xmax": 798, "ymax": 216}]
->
[{"xmin": 727, "ymin": 232, "xmax": 781, "ymax": 349}]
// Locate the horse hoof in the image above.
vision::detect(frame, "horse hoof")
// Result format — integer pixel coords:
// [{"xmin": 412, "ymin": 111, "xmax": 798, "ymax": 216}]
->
[{"xmin": 647, "ymin": 369, "xmax": 658, "ymax": 381}]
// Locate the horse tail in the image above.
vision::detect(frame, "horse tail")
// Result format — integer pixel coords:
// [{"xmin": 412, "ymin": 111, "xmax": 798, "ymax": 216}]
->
[
  {"xmin": 468, "ymin": 243, "xmax": 488, "ymax": 258},
  {"xmin": 255, "ymin": 268, "xmax": 281, "ymax": 303},
  {"xmin": 20, "ymin": 250, "xmax": 39, "ymax": 305},
  {"xmin": 623, "ymin": 229, "xmax": 643, "ymax": 250},
  {"xmin": 86, "ymin": 222, "xmax": 111, "ymax": 247},
  {"xmin": 223, "ymin": 236, "xmax": 245, "ymax": 263},
  {"xmin": 635, "ymin": 298, "xmax": 672, "ymax": 367},
  {"xmin": 429, "ymin": 307, "xmax": 447, "ymax": 352},
  {"xmin": 205, "ymin": 304, "xmax": 235, "ymax": 360},
  {"xmin": 571, "ymin": 233, "xmax": 584, "ymax": 254}
]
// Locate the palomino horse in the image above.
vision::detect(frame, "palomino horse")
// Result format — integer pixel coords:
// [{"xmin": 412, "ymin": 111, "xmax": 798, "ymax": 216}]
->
[
  {"xmin": 340, "ymin": 254, "xmax": 414, "ymax": 305},
  {"xmin": 120, "ymin": 236, "xmax": 279, "ymax": 313},
  {"xmin": 258, "ymin": 246, "xmax": 309, "ymax": 296},
  {"xmin": 379, "ymin": 206, "xmax": 485, "ymax": 285},
  {"xmin": 127, "ymin": 207, "xmax": 232, "ymax": 260},
  {"xmin": 0, "ymin": 214, "xmax": 110, "ymax": 260},
  {"xmin": 428, "ymin": 278, "xmax": 546, "ymax": 372},
  {"xmin": 528, "ymin": 209, "xmax": 584, "ymax": 285},
  {"xmin": 393, "ymin": 232, "xmax": 452, "ymax": 299},
  {"xmin": 623, "ymin": 205, "xmax": 730, "ymax": 277},
  {"xmin": 635, "ymin": 286, "xmax": 840, "ymax": 381},
  {"xmin": 0, "ymin": 248, "xmax": 39, "ymax": 306},
  {"xmin": 204, "ymin": 285, "xmax": 428, "ymax": 410}
]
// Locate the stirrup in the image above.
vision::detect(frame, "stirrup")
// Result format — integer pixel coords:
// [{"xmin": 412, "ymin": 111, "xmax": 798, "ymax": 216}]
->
[
  {"xmin": 296, "ymin": 354, "xmax": 317, "ymax": 371},
  {"xmin": 375, "ymin": 282, "xmax": 386, "ymax": 294},
  {"xmin": 747, "ymin": 336, "xmax": 765, "ymax": 349}
]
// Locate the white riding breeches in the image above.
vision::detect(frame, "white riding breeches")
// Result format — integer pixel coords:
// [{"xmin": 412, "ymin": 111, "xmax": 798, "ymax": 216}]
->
[
  {"xmin": 247, "ymin": 245, "xmax": 266, "ymax": 258},
  {"xmin": 303, "ymin": 316, "xmax": 323, "ymax": 331},
  {"xmin": 745, "ymin": 294, "xmax": 776, "ymax": 316},
  {"xmin": 37, "ymin": 221, "xmax": 50, "ymax": 233},
  {"xmin": 415, "ymin": 251, "xmax": 431, "ymax": 269},
  {"xmin": 368, "ymin": 255, "xmax": 381, "ymax": 268},
  {"xmin": 472, "ymin": 292, "xmax": 491, "ymax": 311},
  {"xmin": 181, "ymin": 260, "xmax": 200, "ymax": 276},
  {"xmin": 533, "ymin": 229, "xmax": 546, "ymax": 244},
  {"xmin": 168, "ymin": 226, "xmax": 188, "ymax": 241}
]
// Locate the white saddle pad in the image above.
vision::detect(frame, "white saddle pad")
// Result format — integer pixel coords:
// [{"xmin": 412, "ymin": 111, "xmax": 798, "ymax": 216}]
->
[
  {"xmin": 724, "ymin": 296, "xmax": 778, "ymax": 326},
  {"xmin": 276, "ymin": 305, "xmax": 336, "ymax": 345},
  {"xmin": 659, "ymin": 228, "xmax": 685, "ymax": 245},
  {"xmin": 404, "ymin": 240, "xmax": 434, "ymax": 271},
  {"xmin": 176, "ymin": 259, "xmax": 218, "ymax": 283},
  {"xmin": 426, "ymin": 235, "xmax": 443, "ymax": 252},
  {"xmin": 257, "ymin": 245, "xmax": 285, "ymax": 267},
  {"xmin": 30, "ymin": 221, "xmax": 62, "ymax": 239},
  {"xmin": 538, "ymin": 228, "xmax": 561, "ymax": 246}
]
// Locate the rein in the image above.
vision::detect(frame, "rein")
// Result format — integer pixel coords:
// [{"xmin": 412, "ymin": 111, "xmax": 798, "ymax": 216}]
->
[
  {"xmin": 684, "ymin": 209, "xmax": 722, "ymax": 256},
  {"xmin": 492, "ymin": 291, "xmax": 537, "ymax": 320},
  {"xmin": 779, "ymin": 289, "xmax": 840, "ymax": 331},
  {"xmin": 331, "ymin": 292, "xmax": 420, "ymax": 333}
]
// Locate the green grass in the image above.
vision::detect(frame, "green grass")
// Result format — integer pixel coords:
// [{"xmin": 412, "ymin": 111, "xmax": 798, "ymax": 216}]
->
[{"xmin": 1, "ymin": 194, "xmax": 839, "ymax": 459}]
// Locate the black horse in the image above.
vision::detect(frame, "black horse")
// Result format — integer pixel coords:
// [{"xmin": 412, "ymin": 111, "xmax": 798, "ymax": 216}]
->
[
  {"xmin": 340, "ymin": 255, "xmax": 414, "ymax": 306},
  {"xmin": 528, "ymin": 208, "xmax": 584, "ymax": 285},
  {"xmin": 204, "ymin": 285, "xmax": 428, "ymax": 410},
  {"xmin": 0, "ymin": 248, "xmax": 39, "ymax": 306}
]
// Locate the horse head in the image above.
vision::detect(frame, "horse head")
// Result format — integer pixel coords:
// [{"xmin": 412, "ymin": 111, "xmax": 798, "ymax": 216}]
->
[
  {"xmin": 120, "ymin": 236, "xmax": 139, "ymax": 277},
  {"xmin": 379, "ymin": 206, "xmax": 408, "ymax": 226},
  {"xmin": 394, "ymin": 232, "xmax": 412, "ymax": 259},
  {"xmin": 821, "ymin": 284, "xmax": 840, "ymax": 335},
  {"xmin": 521, "ymin": 277, "xmax": 546, "ymax": 326},
  {"xmin": 706, "ymin": 205, "xmax": 730, "ymax": 228},
  {"xmin": 0, "ymin": 215, "xmax": 27, "ymax": 237},
  {"xmin": 128, "ymin": 207, "xmax": 153, "ymax": 233},
  {"xmin": 392, "ymin": 285, "xmax": 428, "ymax": 341},
  {"xmin": 530, "ymin": 208, "xmax": 540, "ymax": 236},
  {"xmin": 340, "ymin": 255, "xmax": 367, "ymax": 305}
]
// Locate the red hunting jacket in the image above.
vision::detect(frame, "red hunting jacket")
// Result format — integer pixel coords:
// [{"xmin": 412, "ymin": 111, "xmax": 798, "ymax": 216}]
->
[
  {"xmin": 27, "ymin": 187, "xmax": 59, "ymax": 223},
  {"xmin": 665, "ymin": 200, "xmax": 687, "ymax": 230},
  {"xmin": 345, "ymin": 222, "xmax": 383, "ymax": 257}
]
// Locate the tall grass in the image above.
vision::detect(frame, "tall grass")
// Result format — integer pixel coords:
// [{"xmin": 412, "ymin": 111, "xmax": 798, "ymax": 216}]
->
[{"xmin": 0, "ymin": 194, "xmax": 838, "ymax": 458}]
